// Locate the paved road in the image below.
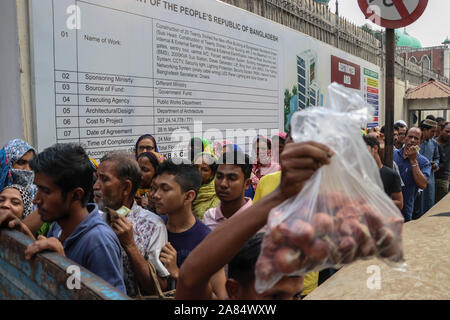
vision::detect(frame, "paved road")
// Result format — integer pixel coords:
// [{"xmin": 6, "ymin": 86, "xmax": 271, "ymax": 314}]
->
[{"xmin": 305, "ymin": 193, "xmax": 450, "ymax": 300}]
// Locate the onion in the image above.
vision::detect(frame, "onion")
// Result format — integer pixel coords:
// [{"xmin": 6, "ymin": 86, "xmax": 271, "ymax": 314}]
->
[
  {"xmin": 305, "ymin": 238, "xmax": 329, "ymax": 262},
  {"xmin": 312, "ymin": 212, "xmax": 333, "ymax": 236},
  {"xmin": 287, "ymin": 219, "xmax": 314, "ymax": 250},
  {"xmin": 273, "ymin": 247, "xmax": 303, "ymax": 274},
  {"xmin": 255, "ymin": 255, "xmax": 276, "ymax": 280}
]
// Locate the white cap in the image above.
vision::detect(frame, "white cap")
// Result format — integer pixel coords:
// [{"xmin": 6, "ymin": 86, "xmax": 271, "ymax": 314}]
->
[{"xmin": 395, "ymin": 120, "xmax": 407, "ymax": 127}]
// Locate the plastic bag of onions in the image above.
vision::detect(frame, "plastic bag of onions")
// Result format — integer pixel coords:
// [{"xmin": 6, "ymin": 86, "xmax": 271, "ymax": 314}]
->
[{"xmin": 255, "ymin": 83, "xmax": 405, "ymax": 294}]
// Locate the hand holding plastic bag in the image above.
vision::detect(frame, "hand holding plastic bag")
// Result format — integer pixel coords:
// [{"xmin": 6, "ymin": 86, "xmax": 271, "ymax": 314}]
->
[{"xmin": 255, "ymin": 83, "xmax": 405, "ymax": 293}]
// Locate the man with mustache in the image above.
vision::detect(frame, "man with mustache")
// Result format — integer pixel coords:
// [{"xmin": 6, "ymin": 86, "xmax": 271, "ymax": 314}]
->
[
  {"xmin": 93, "ymin": 151, "xmax": 170, "ymax": 296},
  {"xmin": 394, "ymin": 127, "xmax": 431, "ymax": 222}
]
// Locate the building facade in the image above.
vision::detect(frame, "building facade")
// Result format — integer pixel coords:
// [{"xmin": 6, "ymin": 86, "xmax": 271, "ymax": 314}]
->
[{"xmin": 397, "ymin": 29, "xmax": 450, "ymax": 80}]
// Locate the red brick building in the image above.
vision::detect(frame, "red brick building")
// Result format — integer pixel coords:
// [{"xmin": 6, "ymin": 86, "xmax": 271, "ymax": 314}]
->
[{"xmin": 397, "ymin": 29, "xmax": 450, "ymax": 80}]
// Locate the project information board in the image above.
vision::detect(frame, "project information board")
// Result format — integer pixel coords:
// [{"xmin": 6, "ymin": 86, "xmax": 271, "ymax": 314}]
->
[{"xmin": 30, "ymin": 0, "xmax": 380, "ymax": 159}]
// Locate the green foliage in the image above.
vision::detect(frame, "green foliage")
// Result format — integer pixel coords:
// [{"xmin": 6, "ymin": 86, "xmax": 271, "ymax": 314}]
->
[
  {"xmin": 284, "ymin": 89, "xmax": 292, "ymax": 130},
  {"xmin": 284, "ymin": 89, "xmax": 292, "ymax": 108},
  {"xmin": 284, "ymin": 85, "xmax": 299, "ymax": 132}
]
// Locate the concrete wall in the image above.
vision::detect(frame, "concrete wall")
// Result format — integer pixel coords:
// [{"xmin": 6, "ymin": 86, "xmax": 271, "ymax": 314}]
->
[
  {"xmin": 394, "ymin": 78, "xmax": 410, "ymax": 123},
  {"xmin": 408, "ymin": 98, "xmax": 449, "ymax": 111},
  {"xmin": 0, "ymin": 0, "xmax": 23, "ymax": 146},
  {"xmin": 378, "ymin": 74, "xmax": 416, "ymax": 126}
]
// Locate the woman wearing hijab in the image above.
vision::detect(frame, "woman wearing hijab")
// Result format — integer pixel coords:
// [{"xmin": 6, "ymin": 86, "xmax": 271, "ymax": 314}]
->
[
  {"xmin": 136, "ymin": 151, "xmax": 163, "ymax": 212},
  {"xmin": 251, "ymin": 135, "xmax": 280, "ymax": 190},
  {"xmin": 3, "ymin": 139, "xmax": 36, "ymax": 171},
  {"xmin": 2, "ymin": 139, "xmax": 53, "ymax": 236},
  {"xmin": 2, "ymin": 139, "xmax": 37, "ymax": 198},
  {"xmin": 134, "ymin": 134, "xmax": 159, "ymax": 159},
  {"xmin": 0, "ymin": 184, "xmax": 33, "ymax": 220},
  {"xmin": 271, "ymin": 132, "xmax": 287, "ymax": 163},
  {"xmin": 192, "ymin": 152, "xmax": 219, "ymax": 220}
]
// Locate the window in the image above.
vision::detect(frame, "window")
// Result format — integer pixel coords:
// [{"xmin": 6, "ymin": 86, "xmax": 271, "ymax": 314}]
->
[
  {"xmin": 421, "ymin": 55, "xmax": 431, "ymax": 70},
  {"xmin": 298, "ymin": 75, "xmax": 306, "ymax": 87},
  {"xmin": 409, "ymin": 56, "xmax": 418, "ymax": 64}
]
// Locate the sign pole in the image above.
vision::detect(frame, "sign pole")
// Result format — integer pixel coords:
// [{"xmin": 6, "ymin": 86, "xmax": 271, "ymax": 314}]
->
[
  {"xmin": 358, "ymin": 0, "xmax": 429, "ymax": 167},
  {"xmin": 384, "ymin": 28, "xmax": 395, "ymax": 168}
]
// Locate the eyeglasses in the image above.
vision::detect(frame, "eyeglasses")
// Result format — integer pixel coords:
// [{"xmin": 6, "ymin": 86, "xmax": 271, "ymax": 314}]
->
[{"xmin": 139, "ymin": 145, "xmax": 155, "ymax": 151}]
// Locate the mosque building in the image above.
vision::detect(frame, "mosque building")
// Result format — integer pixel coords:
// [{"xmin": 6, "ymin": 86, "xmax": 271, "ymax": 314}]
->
[{"xmin": 397, "ymin": 29, "xmax": 450, "ymax": 80}]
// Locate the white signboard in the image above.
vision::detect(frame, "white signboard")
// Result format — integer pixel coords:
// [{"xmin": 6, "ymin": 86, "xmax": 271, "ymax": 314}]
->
[{"xmin": 30, "ymin": 0, "xmax": 380, "ymax": 159}]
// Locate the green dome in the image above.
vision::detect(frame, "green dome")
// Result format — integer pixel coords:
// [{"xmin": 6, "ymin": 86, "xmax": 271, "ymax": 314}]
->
[
  {"xmin": 396, "ymin": 29, "xmax": 422, "ymax": 49},
  {"xmin": 443, "ymin": 37, "xmax": 450, "ymax": 45}
]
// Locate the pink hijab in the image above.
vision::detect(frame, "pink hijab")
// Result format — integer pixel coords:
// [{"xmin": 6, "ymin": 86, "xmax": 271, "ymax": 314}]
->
[
  {"xmin": 251, "ymin": 135, "xmax": 280, "ymax": 190},
  {"xmin": 271, "ymin": 131, "xmax": 287, "ymax": 164}
]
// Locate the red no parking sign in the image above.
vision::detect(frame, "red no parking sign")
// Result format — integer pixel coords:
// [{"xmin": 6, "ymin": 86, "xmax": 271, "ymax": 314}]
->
[{"xmin": 358, "ymin": 0, "xmax": 428, "ymax": 29}]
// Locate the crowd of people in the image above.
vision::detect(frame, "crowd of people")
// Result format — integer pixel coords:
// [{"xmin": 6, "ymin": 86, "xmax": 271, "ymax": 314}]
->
[
  {"xmin": 0, "ymin": 119, "xmax": 449, "ymax": 300},
  {"xmin": 364, "ymin": 116, "xmax": 450, "ymax": 222}
]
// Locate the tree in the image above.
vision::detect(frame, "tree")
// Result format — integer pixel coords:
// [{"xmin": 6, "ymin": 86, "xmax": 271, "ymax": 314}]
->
[
  {"xmin": 361, "ymin": 23, "xmax": 373, "ymax": 34},
  {"xmin": 284, "ymin": 89, "xmax": 292, "ymax": 108}
]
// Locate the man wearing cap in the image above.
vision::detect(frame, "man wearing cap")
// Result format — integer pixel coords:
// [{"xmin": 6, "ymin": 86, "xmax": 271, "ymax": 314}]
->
[
  {"xmin": 416, "ymin": 119, "xmax": 440, "ymax": 218},
  {"xmin": 394, "ymin": 127, "xmax": 431, "ymax": 222}
]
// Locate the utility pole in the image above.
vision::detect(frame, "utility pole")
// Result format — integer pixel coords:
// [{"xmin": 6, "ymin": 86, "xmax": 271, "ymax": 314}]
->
[{"xmin": 384, "ymin": 28, "xmax": 395, "ymax": 168}]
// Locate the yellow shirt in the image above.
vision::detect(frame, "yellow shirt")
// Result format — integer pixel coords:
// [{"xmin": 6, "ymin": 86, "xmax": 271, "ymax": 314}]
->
[
  {"xmin": 253, "ymin": 171, "xmax": 282, "ymax": 204},
  {"xmin": 253, "ymin": 171, "xmax": 319, "ymax": 296}
]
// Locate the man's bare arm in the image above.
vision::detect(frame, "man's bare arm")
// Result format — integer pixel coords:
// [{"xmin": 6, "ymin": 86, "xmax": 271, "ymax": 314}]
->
[
  {"xmin": 176, "ymin": 142, "xmax": 333, "ymax": 300},
  {"xmin": 411, "ymin": 163, "xmax": 428, "ymax": 190},
  {"xmin": 391, "ymin": 191, "xmax": 403, "ymax": 211},
  {"xmin": 210, "ymin": 269, "xmax": 228, "ymax": 300}
]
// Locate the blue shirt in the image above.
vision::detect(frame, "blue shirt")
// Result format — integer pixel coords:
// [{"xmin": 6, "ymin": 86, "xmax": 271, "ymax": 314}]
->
[
  {"xmin": 244, "ymin": 184, "xmax": 255, "ymax": 199},
  {"xmin": 420, "ymin": 138, "xmax": 440, "ymax": 167},
  {"xmin": 48, "ymin": 204, "xmax": 126, "ymax": 293},
  {"xmin": 161, "ymin": 215, "xmax": 211, "ymax": 290},
  {"xmin": 161, "ymin": 215, "xmax": 211, "ymax": 268},
  {"xmin": 394, "ymin": 147, "xmax": 431, "ymax": 222}
]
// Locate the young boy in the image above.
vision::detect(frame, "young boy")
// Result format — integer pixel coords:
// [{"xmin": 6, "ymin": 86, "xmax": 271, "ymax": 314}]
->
[{"xmin": 151, "ymin": 159, "xmax": 226, "ymax": 298}]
